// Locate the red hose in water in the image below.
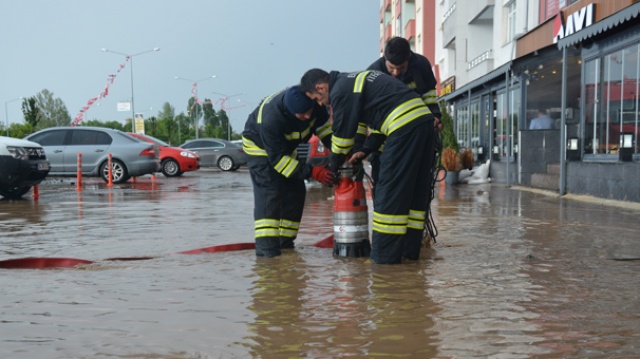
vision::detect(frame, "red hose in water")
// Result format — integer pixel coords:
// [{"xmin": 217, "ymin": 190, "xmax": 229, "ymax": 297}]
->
[
  {"xmin": 0, "ymin": 235, "xmax": 334, "ymax": 269},
  {"xmin": 0, "ymin": 257, "xmax": 94, "ymax": 269},
  {"xmin": 177, "ymin": 242, "xmax": 256, "ymax": 254}
]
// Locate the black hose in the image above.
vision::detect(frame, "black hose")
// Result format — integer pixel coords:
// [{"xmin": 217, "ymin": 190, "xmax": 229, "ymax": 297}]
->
[{"xmin": 423, "ymin": 131, "xmax": 443, "ymax": 244}]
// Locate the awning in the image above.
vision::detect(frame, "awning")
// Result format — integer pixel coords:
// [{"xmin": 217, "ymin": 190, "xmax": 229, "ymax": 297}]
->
[
  {"xmin": 557, "ymin": 2, "xmax": 640, "ymax": 49},
  {"xmin": 441, "ymin": 61, "xmax": 511, "ymax": 102}
]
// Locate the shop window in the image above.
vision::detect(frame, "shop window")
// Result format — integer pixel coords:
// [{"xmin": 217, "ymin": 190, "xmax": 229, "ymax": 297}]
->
[
  {"xmin": 494, "ymin": 87, "xmax": 520, "ymax": 160},
  {"xmin": 456, "ymin": 104, "xmax": 469, "ymax": 148},
  {"xmin": 470, "ymin": 100, "xmax": 480, "ymax": 149},
  {"xmin": 583, "ymin": 43, "xmax": 639, "ymax": 156},
  {"xmin": 455, "ymin": 101, "xmax": 481, "ymax": 151}
]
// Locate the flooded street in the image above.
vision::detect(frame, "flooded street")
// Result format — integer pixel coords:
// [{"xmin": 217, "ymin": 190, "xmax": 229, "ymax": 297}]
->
[{"xmin": 1, "ymin": 168, "xmax": 640, "ymax": 358}]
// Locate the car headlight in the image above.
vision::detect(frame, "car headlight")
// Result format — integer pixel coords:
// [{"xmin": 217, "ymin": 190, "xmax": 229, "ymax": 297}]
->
[
  {"xmin": 6, "ymin": 146, "xmax": 29, "ymax": 160},
  {"xmin": 180, "ymin": 151, "xmax": 196, "ymax": 158}
]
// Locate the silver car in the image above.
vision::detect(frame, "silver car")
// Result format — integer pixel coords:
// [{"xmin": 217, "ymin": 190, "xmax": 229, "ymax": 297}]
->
[
  {"xmin": 179, "ymin": 138, "xmax": 246, "ymax": 171},
  {"xmin": 25, "ymin": 127, "xmax": 160, "ymax": 184}
]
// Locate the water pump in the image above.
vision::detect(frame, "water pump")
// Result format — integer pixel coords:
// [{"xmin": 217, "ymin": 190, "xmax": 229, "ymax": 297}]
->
[{"xmin": 333, "ymin": 164, "xmax": 371, "ymax": 257}]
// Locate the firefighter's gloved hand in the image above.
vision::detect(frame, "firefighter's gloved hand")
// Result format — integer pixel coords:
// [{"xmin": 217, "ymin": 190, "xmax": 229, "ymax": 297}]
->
[{"xmin": 311, "ymin": 166, "xmax": 336, "ymax": 186}]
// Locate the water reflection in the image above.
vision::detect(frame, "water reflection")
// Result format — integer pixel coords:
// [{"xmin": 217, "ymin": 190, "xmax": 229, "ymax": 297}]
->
[
  {"xmin": 242, "ymin": 249, "xmax": 441, "ymax": 357},
  {"xmin": 2, "ymin": 171, "xmax": 640, "ymax": 357}
]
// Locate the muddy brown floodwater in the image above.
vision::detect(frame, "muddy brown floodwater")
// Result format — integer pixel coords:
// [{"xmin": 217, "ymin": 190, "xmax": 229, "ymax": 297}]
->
[{"xmin": 1, "ymin": 167, "xmax": 640, "ymax": 358}]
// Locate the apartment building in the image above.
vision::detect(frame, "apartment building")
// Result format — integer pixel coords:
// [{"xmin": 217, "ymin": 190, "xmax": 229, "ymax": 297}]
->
[{"xmin": 380, "ymin": 0, "xmax": 640, "ymax": 202}]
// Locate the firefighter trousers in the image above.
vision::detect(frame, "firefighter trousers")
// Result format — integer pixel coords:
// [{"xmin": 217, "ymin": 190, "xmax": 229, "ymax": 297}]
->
[
  {"xmin": 247, "ymin": 155, "xmax": 306, "ymax": 257},
  {"xmin": 370, "ymin": 117, "xmax": 435, "ymax": 264}
]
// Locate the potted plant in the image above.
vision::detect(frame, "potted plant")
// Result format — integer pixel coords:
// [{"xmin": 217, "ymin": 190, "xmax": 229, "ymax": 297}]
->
[
  {"xmin": 460, "ymin": 148, "xmax": 474, "ymax": 170},
  {"xmin": 441, "ymin": 147, "xmax": 461, "ymax": 184},
  {"xmin": 438, "ymin": 101, "xmax": 460, "ymax": 185}
]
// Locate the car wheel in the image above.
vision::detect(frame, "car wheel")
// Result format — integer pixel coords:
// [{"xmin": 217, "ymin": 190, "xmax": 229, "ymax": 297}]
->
[
  {"xmin": 217, "ymin": 156, "xmax": 235, "ymax": 171},
  {"xmin": 100, "ymin": 159, "xmax": 131, "ymax": 184},
  {"xmin": 0, "ymin": 186, "xmax": 31, "ymax": 200},
  {"xmin": 162, "ymin": 159, "xmax": 181, "ymax": 177}
]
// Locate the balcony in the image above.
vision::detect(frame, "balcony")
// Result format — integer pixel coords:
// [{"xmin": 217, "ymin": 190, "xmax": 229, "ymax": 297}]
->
[
  {"xmin": 381, "ymin": 0, "xmax": 391, "ymax": 20},
  {"xmin": 442, "ymin": 3, "xmax": 456, "ymax": 47},
  {"xmin": 405, "ymin": 19, "xmax": 415, "ymax": 40},
  {"xmin": 467, "ymin": 50, "xmax": 494, "ymax": 79},
  {"xmin": 468, "ymin": 0, "xmax": 494, "ymax": 24}
]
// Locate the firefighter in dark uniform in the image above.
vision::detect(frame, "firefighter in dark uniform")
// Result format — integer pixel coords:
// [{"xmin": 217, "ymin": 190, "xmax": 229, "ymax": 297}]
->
[
  {"xmin": 301, "ymin": 69, "xmax": 436, "ymax": 264},
  {"xmin": 364, "ymin": 36, "xmax": 442, "ymax": 184},
  {"xmin": 242, "ymin": 85, "xmax": 334, "ymax": 258}
]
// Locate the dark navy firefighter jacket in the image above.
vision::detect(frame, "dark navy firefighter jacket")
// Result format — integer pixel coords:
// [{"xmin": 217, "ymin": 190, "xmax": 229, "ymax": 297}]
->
[{"xmin": 242, "ymin": 88, "xmax": 333, "ymax": 180}]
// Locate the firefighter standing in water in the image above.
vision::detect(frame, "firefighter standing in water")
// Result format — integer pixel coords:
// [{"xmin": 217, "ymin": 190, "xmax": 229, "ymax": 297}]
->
[
  {"xmin": 362, "ymin": 36, "xmax": 442, "ymax": 184},
  {"xmin": 242, "ymin": 85, "xmax": 334, "ymax": 258},
  {"xmin": 301, "ymin": 69, "xmax": 436, "ymax": 264}
]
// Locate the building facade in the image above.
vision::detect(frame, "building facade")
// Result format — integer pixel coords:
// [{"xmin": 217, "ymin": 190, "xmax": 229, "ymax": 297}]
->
[{"xmin": 380, "ymin": 0, "xmax": 640, "ymax": 202}]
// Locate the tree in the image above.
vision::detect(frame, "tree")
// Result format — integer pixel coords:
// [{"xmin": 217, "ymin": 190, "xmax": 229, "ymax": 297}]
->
[
  {"xmin": 34, "ymin": 89, "xmax": 71, "ymax": 128},
  {"xmin": 218, "ymin": 109, "xmax": 230, "ymax": 140},
  {"xmin": 145, "ymin": 116, "xmax": 158, "ymax": 137},
  {"xmin": 154, "ymin": 102, "xmax": 176, "ymax": 144},
  {"xmin": 21, "ymin": 97, "xmax": 40, "ymax": 129},
  {"xmin": 7, "ymin": 123, "xmax": 33, "ymax": 138},
  {"xmin": 157, "ymin": 102, "xmax": 175, "ymax": 122},
  {"xmin": 174, "ymin": 113, "xmax": 190, "ymax": 145},
  {"xmin": 186, "ymin": 97, "xmax": 201, "ymax": 136},
  {"xmin": 438, "ymin": 100, "xmax": 459, "ymax": 170},
  {"xmin": 202, "ymin": 99, "xmax": 218, "ymax": 129},
  {"xmin": 83, "ymin": 119, "xmax": 124, "ymax": 131}
]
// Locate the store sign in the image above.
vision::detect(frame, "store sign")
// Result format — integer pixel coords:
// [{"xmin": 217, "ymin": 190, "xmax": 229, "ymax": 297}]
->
[
  {"xmin": 441, "ymin": 76, "xmax": 456, "ymax": 96},
  {"xmin": 553, "ymin": 3, "xmax": 595, "ymax": 43},
  {"xmin": 134, "ymin": 113, "xmax": 145, "ymax": 134},
  {"xmin": 117, "ymin": 102, "xmax": 131, "ymax": 111}
]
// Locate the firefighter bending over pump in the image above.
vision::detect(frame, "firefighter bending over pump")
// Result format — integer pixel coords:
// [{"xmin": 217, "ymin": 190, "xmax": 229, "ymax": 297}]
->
[
  {"xmin": 301, "ymin": 68, "xmax": 436, "ymax": 264},
  {"xmin": 242, "ymin": 85, "xmax": 334, "ymax": 258}
]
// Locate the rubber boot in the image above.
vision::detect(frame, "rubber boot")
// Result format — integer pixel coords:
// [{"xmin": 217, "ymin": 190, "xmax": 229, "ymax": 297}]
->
[
  {"xmin": 280, "ymin": 237, "xmax": 295, "ymax": 249},
  {"xmin": 401, "ymin": 230, "xmax": 423, "ymax": 260},
  {"xmin": 255, "ymin": 238, "xmax": 281, "ymax": 258},
  {"xmin": 370, "ymin": 233, "xmax": 403, "ymax": 264}
]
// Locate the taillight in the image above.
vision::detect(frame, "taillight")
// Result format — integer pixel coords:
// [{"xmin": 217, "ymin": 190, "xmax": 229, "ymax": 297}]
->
[{"xmin": 139, "ymin": 146, "xmax": 156, "ymax": 157}]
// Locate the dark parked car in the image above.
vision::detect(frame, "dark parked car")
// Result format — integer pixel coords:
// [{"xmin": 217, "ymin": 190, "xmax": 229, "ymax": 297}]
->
[
  {"xmin": 0, "ymin": 135, "xmax": 50, "ymax": 199},
  {"xmin": 180, "ymin": 138, "xmax": 246, "ymax": 171},
  {"xmin": 25, "ymin": 127, "xmax": 160, "ymax": 184}
]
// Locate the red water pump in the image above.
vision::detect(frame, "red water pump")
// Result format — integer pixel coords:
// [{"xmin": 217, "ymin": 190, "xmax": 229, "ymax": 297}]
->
[{"xmin": 333, "ymin": 165, "xmax": 371, "ymax": 257}]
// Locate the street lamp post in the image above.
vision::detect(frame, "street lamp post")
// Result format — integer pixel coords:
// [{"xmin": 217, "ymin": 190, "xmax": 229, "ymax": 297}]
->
[
  {"xmin": 101, "ymin": 47, "xmax": 160, "ymax": 133},
  {"xmin": 4, "ymin": 97, "xmax": 23, "ymax": 137},
  {"xmin": 212, "ymin": 92, "xmax": 246, "ymax": 141},
  {"xmin": 175, "ymin": 75, "xmax": 216, "ymax": 139}
]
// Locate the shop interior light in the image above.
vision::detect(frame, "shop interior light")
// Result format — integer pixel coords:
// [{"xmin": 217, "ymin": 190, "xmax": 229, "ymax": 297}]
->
[
  {"xmin": 568, "ymin": 137, "xmax": 579, "ymax": 151},
  {"xmin": 493, "ymin": 145, "xmax": 500, "ymax": 154},
  {"xmin": 619, "ymin": 133, "xmax": 633, "ymax": 162},
  {"xmin": 477, "ymin": 146, "xmax": 483, "ymax": 155},
  {"xmin": 567, "ymin": 137, "xmax": 581, "ymax": 161},
  {"xmin": 621, "ymin": 133, "xmax": 633, "ymax": 149}
]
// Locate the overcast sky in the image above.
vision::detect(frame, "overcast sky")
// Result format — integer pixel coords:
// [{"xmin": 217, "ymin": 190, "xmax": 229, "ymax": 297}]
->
[{"xmin": 1, "ymin": 0, "xmax": 380, "ymax": 138}]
